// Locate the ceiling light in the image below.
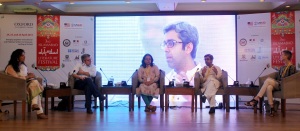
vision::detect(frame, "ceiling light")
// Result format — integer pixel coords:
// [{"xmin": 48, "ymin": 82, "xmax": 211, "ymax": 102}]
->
[
  {"xmin": 201, "ymin": 0, "xmax": 206, "ymax": 2},
  {"xmin": 125, "ymin": 0, "xmax": 131, "ymax": 3},
  {"xmin": 260, "ymin": 0, "xmax": 264, "ymax": 2},
  {"xmin": 286, "ymin": 5, "xmax": 290, "ymax": 8},
  {"xmin": 0, "ymin": 3, "xmax": 2, "ymax": 6},
  {"xmin": 47, "ymin": 9, "xmax": 52, "ymax": 11},
  {"xmin": 69, "ymin": 2, "xmax": 75, "ymax": 4}
]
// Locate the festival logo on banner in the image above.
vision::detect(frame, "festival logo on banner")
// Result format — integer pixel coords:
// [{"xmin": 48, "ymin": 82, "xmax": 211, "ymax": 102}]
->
[
  {"xmin": 36, "ymin": 15, "xmax": 60, "ymax": 71},
  {"xmin": 271, "ymin": 11, "xmax": 295, "ymax": 69}
]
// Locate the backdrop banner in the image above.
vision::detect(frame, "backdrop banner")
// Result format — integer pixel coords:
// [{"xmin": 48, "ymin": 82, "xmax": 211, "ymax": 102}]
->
[
  {"xmin": 37, "ymin": 15, "xmax": 60, "ymax": 71},
  {"xmin": 271, "ymin": 11, "xmax": 296, "ymax": 69},
  {"xmin": 0, "ymin": 15, "xmax": 94, "ymax": 92}
]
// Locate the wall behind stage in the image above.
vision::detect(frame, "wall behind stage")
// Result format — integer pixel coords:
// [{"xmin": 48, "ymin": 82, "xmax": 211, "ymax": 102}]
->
[
  {"xmin": 0, "ymin": 15, "xmax": 94, "ymax": 88},
  {"xmin": 237, "ymin": 11, "xmax": 300, "ymax": 103}
]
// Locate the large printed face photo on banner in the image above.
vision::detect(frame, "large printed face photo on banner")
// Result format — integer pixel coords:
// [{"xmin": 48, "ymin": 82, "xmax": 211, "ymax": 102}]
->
[{"xmin": 95, "ymin": 15, "xmax": 236, "ymax": 85}]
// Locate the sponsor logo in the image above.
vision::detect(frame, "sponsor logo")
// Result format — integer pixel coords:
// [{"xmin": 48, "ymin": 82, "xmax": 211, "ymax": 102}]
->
[
  {"xmin": 257, "ymin": 55, "xmax": 268, "ymax": 60},
  {"xmin": 239, "ymin": 38, "xmax": 247, "ymax": 46},
  {"xmin": 64, "ymin": 23, "xmax": 83, "ymax": 29},
  {"xmin": 250, "ymin": 55, "xmax": 256, "ymax": 61},
  {"xmin": 63, "ymin": 39, "xmax": 71, "ymax": 47},
  {"xmin": 258, "ymin": 56, "xmax": 261, "ymax": 60},
  {"xmin": 73, "ymin": 39, "xmax": 80, "ymax": 46},
  {"xmin": 64, "ymin": 23, "xmax": 70, "ymax": 27},
  {"xmin": 247, "ymin": 21, "xmax": 267, "ymax": 27},
  {"xmin": 82, "ymin": 40, "xmax": 90, "ymax": 46},
  {"xmin": 244, "ymin": 48, "xmax": 255, "ymax": 53},
  {"xmin": 261, "ymin": 56, "xmax": 269, "ymax": 59},
  {"xmin": 14, "ymin": 22, "xmax": 34, "ymax": 28},
  {"xmin": 81, "ymin": 48, "xmax": 85, "ymax": 54},
  {"xmin": 257, "ymin": 47, "xmax": 262, "ymax": 53},
  {"xmin": 68, "ymin": 49, "xmax": 79, "ymax": 53},
  {"xmin": 74, "ymin": 55, "xmax": 80, "ymax": 61},
  {"xmin": 63, "ymin": 55, "xmax": 71, "ymax": 62},
  {"xmin": 249, "ymin": 38, "xmax": 255, "ymax": 42},
  {"xmin": 260, "ymin": 39, "xmax": 264, "ymax": 42},
  {"xmin": 240, "ymin": 54, "xmax": 247, "ymax": 61}
]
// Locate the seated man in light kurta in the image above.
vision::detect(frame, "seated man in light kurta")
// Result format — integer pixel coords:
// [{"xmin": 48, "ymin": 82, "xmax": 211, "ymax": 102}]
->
[
  {"xmin": 136, "ymin": 54, "xmax": 160, "ymax": 112},
  {"xmin": 200, "ymin": 54, "xmax": 222, "ymax": 114}
]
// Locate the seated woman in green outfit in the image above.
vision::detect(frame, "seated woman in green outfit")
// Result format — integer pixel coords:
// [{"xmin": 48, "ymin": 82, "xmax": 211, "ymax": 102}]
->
[{"xmin": 136, "ymin": 54, "xmax": 160, "ymax": 112}]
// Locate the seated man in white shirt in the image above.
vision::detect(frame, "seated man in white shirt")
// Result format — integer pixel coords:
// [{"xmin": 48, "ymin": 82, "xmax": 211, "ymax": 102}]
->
[
  {"xmin": 72, "ymin": 54, "xmax": 105, "ymax": 114},
  {"xmin": 200, "ymin": 54, "xmax": 222, "ymax": 114}
]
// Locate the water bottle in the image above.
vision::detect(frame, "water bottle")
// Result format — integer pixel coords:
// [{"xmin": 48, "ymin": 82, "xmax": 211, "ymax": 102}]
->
[
  {"xmin": 182, "ymin": 77, "xmax": 186, "ymax": 83},
  {"xmin": 245, "ymin": 78, "xmax": 251, "ymax": 87},
  {"xmin": 110, "ymin": 76, "xmax": 114, "ymax": 82},
  {"xmin": 109, "ymin": 76, "xmax": 114, "ymax": 86}
]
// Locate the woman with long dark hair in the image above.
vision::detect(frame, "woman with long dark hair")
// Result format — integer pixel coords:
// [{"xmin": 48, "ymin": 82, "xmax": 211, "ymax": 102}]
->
[
  {"xmin": 5, "ymin": 49, "xmax": 47, "ymax": 119},
  {"xmin": 136, "ymin": 54, "xmax": 160, "ymax": 112}
]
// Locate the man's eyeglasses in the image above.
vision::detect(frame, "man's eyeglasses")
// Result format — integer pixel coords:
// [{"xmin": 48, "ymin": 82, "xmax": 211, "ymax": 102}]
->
[
  {"xmin": 84, "ymin": 59, "xmax": 91, "ymax": 62},
  {"xmin": 161, "ymin": 40, "xmax": 183, "ymax": 49}
]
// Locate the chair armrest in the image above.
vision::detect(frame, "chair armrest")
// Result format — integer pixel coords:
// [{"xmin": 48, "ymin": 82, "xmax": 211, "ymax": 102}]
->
[
  {"xmin": 0, "ymin": 72, "xmax": 27, "ymax": 100},
  {"xmin": 281, "ymin": 72, "xmax": 300, "ymax": 99},
  {"xmin": 159, "ymin": 70, "xmax": 165, "ymax": 94},
  {"xmin": 68, "ymin": 73, "xmax": 75, "ymax": 89},
  {"xmin": 94, "ymin": 71, "xmax": 102, "ymax": 90},
  {"xmin": 131, "ymin": 70, "xmax": 138, "ymax": 94},
  {"xmin": 221, "ymin": 70, "xmax": 228, "ymax": 89},
  {"xmin": 194, "ymin": 73, "xmax": 201, "ymax": 94},
  {"xmin": 258, "ymin": 72, "xmax": 277, "ymax": 88}
]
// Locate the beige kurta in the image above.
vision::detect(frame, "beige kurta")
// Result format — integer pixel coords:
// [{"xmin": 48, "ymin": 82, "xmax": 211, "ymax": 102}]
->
[
  {"xmin": 200, "ymin": 65, "xmax": 222, "ymax": 107},
  {"xmin": 136, "ymin": 64, "xmax": 160, "ymax": 98},
  {"xmin": 200, "ymin": 65, "xmax": 222, "ymax": 96}
]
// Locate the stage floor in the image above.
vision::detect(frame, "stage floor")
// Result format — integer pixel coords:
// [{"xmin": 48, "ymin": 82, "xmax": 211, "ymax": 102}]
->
[{"xmin": 1, "ymin": 101, "xmax": 300, "ymax": 131}]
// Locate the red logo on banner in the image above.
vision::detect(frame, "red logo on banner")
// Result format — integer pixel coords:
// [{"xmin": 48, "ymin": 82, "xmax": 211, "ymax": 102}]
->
[
  {"xmin": 271, "ymin": 11, "xmax": 295, "ymax": 69},
  {"xmin": 36, "ymin": 15, "xmax": 60, "ymax": 71}
]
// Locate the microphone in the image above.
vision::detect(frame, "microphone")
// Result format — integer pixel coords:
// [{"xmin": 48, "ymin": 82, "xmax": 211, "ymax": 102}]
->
[
  {"xmin": 121, "ymin": 70, "xmax": 137, "ymax": 86},
  {"xmin": 60, "ymin": 70, "xmax": 75, "ymax": 89},
  {"xmin": 224, "ymin": 69, "xmax": 239, "ymax": 86},
  {"xmin": 184, "ymin": 68, "xmax": 199, "ymax": 87},
  {"xmin": 164, "ymin": 73, "xmax": 175, "ymax": 87},
  {"xmin": 100, "ymin": 68, "xmax": 113, "ymax": 86},
  {"xmin": 252, "ymin": 67, "xmax": 267, "ymax": 87},
  {"xmin": 34, "ymin": 67, "xmax": 48, "ymax": 88},
  {"xmin": 100, "ymin": 68, "xmax": 109, "ymax": 81}
]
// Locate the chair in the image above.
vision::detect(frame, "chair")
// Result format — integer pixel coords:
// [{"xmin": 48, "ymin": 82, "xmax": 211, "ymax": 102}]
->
[
  {"xmin": 132, "ymin": 69, "xmax": 165, "ymax": 111},
  {"xmin": 258, "ymin": 71, "xmax": 300, "ymax": 117},
  {"xmin": 68, "ymin": 71, "xmax": 103, "ymax": 110},
  {"xmin": 0, "ymin": 71, "xmax": 44, "ymax": 120},
  {"xmin": 0, "ymin": 71, "xmax": 27, "ymax": 120},
  {"xmin": 194, "ymin": 70, "xmax": 228, "ymax": 111}
]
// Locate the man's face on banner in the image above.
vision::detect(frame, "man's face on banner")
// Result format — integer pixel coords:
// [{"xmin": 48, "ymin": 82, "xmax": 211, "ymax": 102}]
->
[{"xmin": 163, "ymin": 30, "xmax": 187, "ymax": 69}]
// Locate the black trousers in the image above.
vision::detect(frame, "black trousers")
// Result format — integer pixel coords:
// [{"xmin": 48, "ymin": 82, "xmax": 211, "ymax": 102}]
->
[{"xmin": 74, "ymin": 77, "xmax": 101, "ymax": 109}]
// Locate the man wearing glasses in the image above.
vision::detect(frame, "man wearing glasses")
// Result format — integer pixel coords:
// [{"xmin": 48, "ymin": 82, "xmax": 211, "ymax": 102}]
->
[
  {"xmin": 162, "ymin": 22, "xmax": 201, "ymax": 105},
  {"xmin": 162, "ymin": 22, "xmax": 201, "ymax": 86},
  {"xmin": 72, "ymin": 54, "xmax": 105, "ymax": 114}
]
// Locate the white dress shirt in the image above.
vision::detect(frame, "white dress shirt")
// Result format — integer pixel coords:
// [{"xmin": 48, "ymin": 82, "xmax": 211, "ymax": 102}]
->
[{"xmin": 72, "ymin": 63, "xmax": 97, "ymax": 77}]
